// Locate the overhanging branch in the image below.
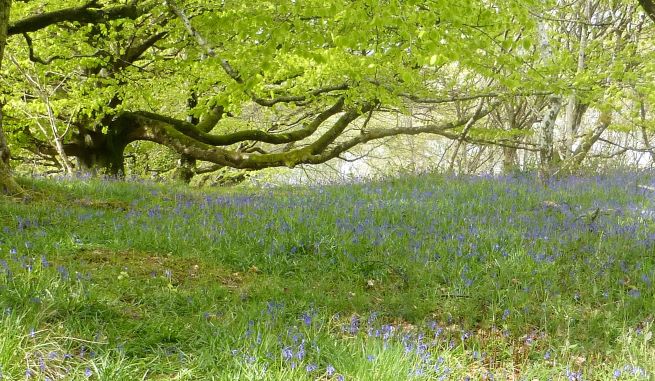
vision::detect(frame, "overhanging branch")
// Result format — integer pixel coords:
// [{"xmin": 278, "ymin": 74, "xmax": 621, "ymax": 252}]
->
[
  {"xmin": 639, "ymin": 0, "xmax": 655, "ymax": 22},
  {"xmin": 9, "ymin": 2, "xmax": 149, "ymax": 36},
  {"xmin": 131, "ymin": 97, "xmax": 345, "ymax": 146}
]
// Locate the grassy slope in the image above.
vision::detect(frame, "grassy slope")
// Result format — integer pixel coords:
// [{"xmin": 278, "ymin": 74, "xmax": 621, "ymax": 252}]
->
[{"xmin": 0, "ymin": 172, "xmax": 653, "ymax": 380}]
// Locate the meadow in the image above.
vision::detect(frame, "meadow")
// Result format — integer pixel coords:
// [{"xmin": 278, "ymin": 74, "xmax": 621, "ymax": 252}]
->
[{"xmin": 0, "ymin": 172, "xmax": 653, "ymax": 380}]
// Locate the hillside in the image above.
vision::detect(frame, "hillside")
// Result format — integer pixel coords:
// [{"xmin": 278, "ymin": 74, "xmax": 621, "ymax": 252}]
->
[{"xmin": 0, "ymin": 173, "xmax": 654, "ymax": 380}]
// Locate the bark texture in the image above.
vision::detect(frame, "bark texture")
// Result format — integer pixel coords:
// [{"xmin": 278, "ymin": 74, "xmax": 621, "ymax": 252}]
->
[
  {"xmin": 0, "ymin": 0, "xmax": 25, "ymax": 195},
  {"xmin": 639, "ymin": 0, "xmax": 655, "ymax": 22}
]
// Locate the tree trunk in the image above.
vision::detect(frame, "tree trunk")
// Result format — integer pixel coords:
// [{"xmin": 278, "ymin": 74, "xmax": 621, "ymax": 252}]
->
[
  {"xmin": 73, "ymin": 127, "xmax": 127, "ymax": 176},
  {"xmin": 537, "ymin": 96, "xmax": 562, "ymax": 180},
  {"xmin": 535, "ymin": 19, "xmax": 562, "ymax": 182},
  {"xmin": 0, "ymin": 0, "xmax": 24, "ymax": 195},
  {"xmin": 559, "ymin": 110, "xmax": 611, "ymax": 173},
  {"xmin": 562, "ymin": 1, "xmax": 591, "ymax": 160},
  {"xmin": 172, "ymin": 91, "xmax": 200, "ymax": 183},
  {"xmin": 502, "ymin": 146, "xmax": 518, "ymax": 173}
]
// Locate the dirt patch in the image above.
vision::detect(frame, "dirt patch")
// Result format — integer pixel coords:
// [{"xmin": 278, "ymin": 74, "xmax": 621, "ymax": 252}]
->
[
  {"xmin": 73, "ymin": 198, "xmax": 130, "ymax": 211},
  {"xmin": 75, "ymin": 248, "xmax": 254, "ymax": 290}
]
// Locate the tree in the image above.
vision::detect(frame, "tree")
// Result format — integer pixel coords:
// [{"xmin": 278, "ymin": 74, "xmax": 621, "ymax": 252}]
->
[
  {"xmin": 0, "ymin": 1, "xmax": 152, "ymax": 193},
  {"xmin": 3, "ymin": 0, "xmax": 545, "ymax": 180},
  {"xmin": 639, "ymin": 0, "xmax": 655, "ymax": 20},
  {"xmin": 0, "ymin": 0, "xmax": 24, "ymax": 195},
  {"xmin": 7, "ymin": 0, "xmax": 652, "ymax": 181}
]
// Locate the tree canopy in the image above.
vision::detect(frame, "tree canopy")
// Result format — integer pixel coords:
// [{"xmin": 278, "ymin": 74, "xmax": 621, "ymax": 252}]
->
[{"xmin": 1, "ymin": 0, "xmax": 655, "ymax": 187}]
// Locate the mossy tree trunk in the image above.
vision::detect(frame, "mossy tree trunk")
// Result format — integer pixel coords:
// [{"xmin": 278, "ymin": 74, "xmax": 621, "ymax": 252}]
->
[
  {"xmin": 172, "ymin": 91, "xmax": 201, "ymax": 183},
  {"xmin": 0, "ymin": 0, "xmax": 25, "ymax": 196},
  {"xmin": 72, "ymin": 126, "xmax": 128, "ymax": 176}
]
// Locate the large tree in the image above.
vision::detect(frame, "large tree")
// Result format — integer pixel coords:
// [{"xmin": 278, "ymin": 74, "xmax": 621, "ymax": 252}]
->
[
  {"xmin": 3, "ymin": 0, "xmax": 543, "ymax": 180},
  {"xmin": 0, "ymin": 1, "xmax": 152, "ymax": 192},
  {"xmin": 6, "ymin": 0, "xmax": 652, "ymax": 183}
]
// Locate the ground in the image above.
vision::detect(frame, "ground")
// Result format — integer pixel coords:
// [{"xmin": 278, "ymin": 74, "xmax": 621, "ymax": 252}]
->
[{"xmin": 0, "ymin": 172, "xmax": 653, "ymax": 380}]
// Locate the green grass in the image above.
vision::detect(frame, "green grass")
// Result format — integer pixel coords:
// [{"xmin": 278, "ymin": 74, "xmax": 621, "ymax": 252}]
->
[{"xmin": 0, "ymin": 172, "xmax": 653, "ymax": 380}]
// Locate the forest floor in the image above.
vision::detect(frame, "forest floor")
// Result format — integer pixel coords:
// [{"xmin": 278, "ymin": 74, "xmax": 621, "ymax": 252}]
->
[{"xmin": 0, "ymin": 172, "xmax": 653, "ymax": 380}]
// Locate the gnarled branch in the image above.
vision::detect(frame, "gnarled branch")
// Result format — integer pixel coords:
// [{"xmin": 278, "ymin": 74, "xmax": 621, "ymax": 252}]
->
[{"xmin": 9, "ymin": 2, "xmax": 149, "ymax": 36}]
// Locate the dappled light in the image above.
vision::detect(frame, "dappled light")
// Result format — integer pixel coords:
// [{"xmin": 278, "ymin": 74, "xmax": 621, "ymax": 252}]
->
[{"xmin": 0, "ymin": 172, "xmax": 653, "ymax": 379}]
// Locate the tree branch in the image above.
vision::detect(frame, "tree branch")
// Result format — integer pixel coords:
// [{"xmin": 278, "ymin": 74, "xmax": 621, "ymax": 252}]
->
[
  {"xmin": 253, "ymin": 83, "xmax": 350, "ymax": 107},
  {"xmin": 8, "ymin": 2, "xmax": 148, "ymax": 36},
  {"xmin": 404, "ymin": 91, "xmax": 552, "ymax": 105},
  {"xmin": 167, "ymin": 1, "xmax": 348, "ymax": 108},
  {"xmin": 22, "ymin": 33, "xmax": 63, "ymax": 64},
  {"xmin": 165, "ymin": 0, "xmax": 242, "ymax": 83},
  {"xmin": 639, "ymin": 0, "xmax": 655, "ymax": 22},
  {"xmin": 115, "ymin": 31, "xmax": 169, "ymax": 70},
  {"xmin": 307, "ymin": 101, "xmax": 500, "ymax": 164},
  {"xmin": 131, "ymin": 97, "xmax": 345, "ymax": 146}
]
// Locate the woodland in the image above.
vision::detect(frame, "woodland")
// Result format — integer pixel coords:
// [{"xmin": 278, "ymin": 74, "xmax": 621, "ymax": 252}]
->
[
  {"xmin": 2, "ymin": 2, "xmax": 655, "ymax": 380},
  {"xmin": 1, "ymin": 1, "xmax": 655, "ymax": 189}
]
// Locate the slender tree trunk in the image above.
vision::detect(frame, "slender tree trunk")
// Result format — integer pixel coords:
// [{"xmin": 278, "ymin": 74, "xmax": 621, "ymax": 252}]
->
[
  {"xmin": 535, "ymin": 19, "xmax": 562, "ymax": 181},
  {"xmin": 502, "ymin": 146, "xmax": 518, "ymax": 173},
  {"xmin": 537, "ymin": 96, "xmax": 562, "ymax": 180},
  {"xmin": 559, "ymin": 110, "xmax": 611, "ymax": 173},
  {"xmin": 10, "ymin": 55, "xmax": 76, "ymax": 174},
  {"xmin": 447, "ymin": 100, "xmax": 485, "ymax": 173},
  {"xmin": 562, "ymin": 1, "xmax": 591, "ymax": 159},
  {"xmin": 639, "ymin": 100, "xmax": 655, "ymax": 163},
  {"xmin": 0, "ymin": 0, "xmax": 24, "ymax": 195}
]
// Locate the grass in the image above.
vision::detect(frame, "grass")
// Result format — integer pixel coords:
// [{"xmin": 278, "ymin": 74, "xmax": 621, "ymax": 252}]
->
[{"xmin": 0, "ymin": 171, "xmax": 653, "ymax": 380}]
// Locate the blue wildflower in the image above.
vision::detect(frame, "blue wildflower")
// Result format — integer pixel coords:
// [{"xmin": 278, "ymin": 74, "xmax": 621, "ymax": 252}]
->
[
  {"xmin": 302, "ymin": 313, "xmax": 312, "ymax": 326},
  {"xmin": 281, "ymin": 347, "xmax": 293, "ymax": 361},
  {"xmin": 40, "ymin": 255, "xmax": 49, "ymax": 268}
]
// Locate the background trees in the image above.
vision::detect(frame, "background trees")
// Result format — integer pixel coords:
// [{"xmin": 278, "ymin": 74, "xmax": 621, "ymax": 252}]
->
[{"xmin": 2, "ymin": 0, "xmax": 655, "ymax": 187}]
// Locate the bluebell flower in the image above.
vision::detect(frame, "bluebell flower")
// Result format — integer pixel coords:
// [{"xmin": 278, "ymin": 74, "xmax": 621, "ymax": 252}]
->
[
  {"xmin": 302, "ymin": 313, "xmax": 312, "ymax": 326},
  {"xmin": 40, "ymin": 255, "xmax": 49, "ymax": 268},
  {"xmin": 296, "ymin": 343, "xmax": 305, "ymax": 361},
  {"xmin": 281, "ymin": 347, "xmax": 293, "ymax": 361},
  {"xmin": 349, "ymin": 315, "xmax": 360, "ymax": 334}
]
